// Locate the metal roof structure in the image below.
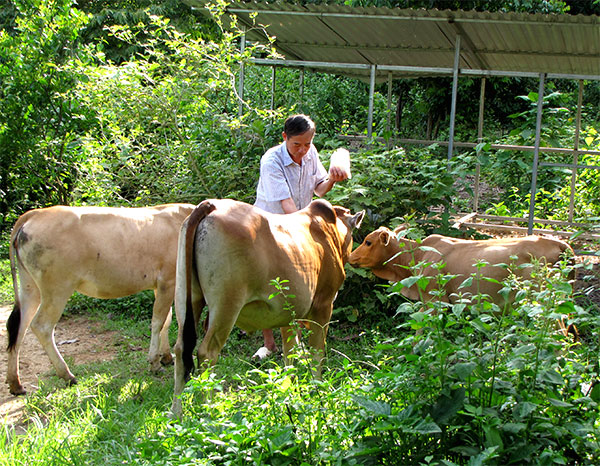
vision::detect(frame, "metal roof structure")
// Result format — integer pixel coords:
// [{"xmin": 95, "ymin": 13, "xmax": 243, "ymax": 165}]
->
[
  {"xmin": 186, "ymin": 1, "xmax": 600, "ymax": 81},
  {"xmin": 185, "ymin": 1, "xmax": 600, "ymax": 237}
]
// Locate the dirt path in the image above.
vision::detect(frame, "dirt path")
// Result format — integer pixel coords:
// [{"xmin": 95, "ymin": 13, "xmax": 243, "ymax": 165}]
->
[{"xmin": 0, "ymin": 304, "xmax": 119, "ymax": 429}]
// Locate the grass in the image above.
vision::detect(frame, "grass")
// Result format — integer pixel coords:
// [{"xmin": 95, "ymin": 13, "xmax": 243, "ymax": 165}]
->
[
  {"xmin": 0, "ymin": 258, "xmax": 12, "ymax": 305},
  {"xmin": 0, "ymin": 259, "xmax": 599, "ymax": 464}
]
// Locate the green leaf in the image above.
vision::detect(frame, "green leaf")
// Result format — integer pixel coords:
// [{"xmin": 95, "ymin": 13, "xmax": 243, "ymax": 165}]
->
[
  {"xmin": 453, "ymin": 362, "xmax": 477, "ymax": 381},
  {"xmin": 538, "ymin": 370, "xmax": 564, "ymax": 385},
  {"xmin": 501, "ymin": 422, "xmax": 526, "ymax": 433},
  {"xmin": 513, "ymin": 344, "xmax": 535, "ymax": 356},
  {"xmin": 414, "ymin": 419, "xmax": 442, "ymax": 434},
  {"xmin": 452, "ymin": 303, "xmax": 466, "ymax": 318},
  {"xmin": 418, "ymin": 245, "xmax": 441, "ymax": 256},
  {"xmin": 400, "ymin": 275, "xmax": 422, "ymax": 289},
  {"xmin": 353, "ymin": 396, "xmax": 391, "ymax": 416},
  {"xmin": 470, "ymin": 317, "xmax": 491, "ymax": 334},
  {"xmin": 483, "ymin": 425, "xmax": 503, "ymax": 449},
  {"xmin": 458, "ymin": 277, "xmax": 473, "ymax": 289},
  {"xmin": 431, "ymin": 388, "xmax": 465, "ymax": 425},
  {"xmin": 547, "ymin": 398, "xmax": 573, "ymax": 409},
  {"xmin": 589, "ymin": 383, "xmax": 600, "ymax": 402},
  {"xmin": 514, "ymin": 401, "xmax": 538, "ymax": 419}
]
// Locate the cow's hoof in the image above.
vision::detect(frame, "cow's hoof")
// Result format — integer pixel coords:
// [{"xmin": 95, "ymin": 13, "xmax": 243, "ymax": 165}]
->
[
  {"xmin": 252, "ymin": 346, "xmax": 273, "ymax": 360},
  {"xmin": 161, "ymin": 353, "xmax": 174, "ymax": 366},
  {"xmin": 67, "ymin": 377, "xmax": 78, "ymax": 387},
  {"xmin": 9, "ymin": 385, "xmax": 26, "ymax": 396}
]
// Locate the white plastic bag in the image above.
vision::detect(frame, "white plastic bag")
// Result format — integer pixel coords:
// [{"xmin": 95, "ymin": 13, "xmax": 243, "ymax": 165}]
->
[{"xmin": 329, "ymin": 148, "xmax": 352, "ymax": 179}]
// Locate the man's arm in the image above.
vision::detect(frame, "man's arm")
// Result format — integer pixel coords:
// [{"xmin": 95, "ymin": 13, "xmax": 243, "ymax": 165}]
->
[
  {"xmin": 280, "ymin": 198, "xmax": 297, "ymax": 213},
  {"xmin": 314, "ymin": 166, "xmax": 348, "ymax": 197},
  {"xmin": 314, "ymin": 178, "xmax": 336, "ymax": 197}
]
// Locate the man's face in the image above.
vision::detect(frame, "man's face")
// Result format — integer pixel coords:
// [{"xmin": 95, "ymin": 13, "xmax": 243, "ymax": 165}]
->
[{"xmin": 283, "ymin": 129, "xmax": 315, "ymax": 163}]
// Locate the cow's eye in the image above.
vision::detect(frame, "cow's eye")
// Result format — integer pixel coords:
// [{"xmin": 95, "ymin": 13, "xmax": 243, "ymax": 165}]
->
[{"xmin": 365, "ymin": 240, "xmax": 372, "ymax": 246}]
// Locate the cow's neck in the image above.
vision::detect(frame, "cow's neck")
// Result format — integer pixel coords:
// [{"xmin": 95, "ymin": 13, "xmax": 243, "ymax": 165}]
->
[{"xmin": 371, "ymin": 237, "xmax": 421, "ymax": 282}]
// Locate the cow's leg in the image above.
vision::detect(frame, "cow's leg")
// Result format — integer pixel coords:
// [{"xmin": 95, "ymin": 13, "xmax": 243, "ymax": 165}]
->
[
  {"xmin": 280, "ymin": 325, "xmax": 300, "ymax": 367},
  {"xmin": 29, "ymin": 288, "xmax": 76, "ymax": 386},
  {"xmin": 195, "ymin": 316, "xmax": 235, "ymax": 369},
  {"xmin": 172, "ymin": 321, "xmax": 190, "ymax": 417},
  {"xmin": 148, "ymin": 283, "xmax": 175, "ymax": 372},
  {"xmin": 307, "ymin": 322, "xmax": 328, "ymax": 379},
  {"xmin": 306, "ymin": 303, "xmax": 334, "ymax": 380},
  {"xmin": 171, "ymin": 284, "xmax": 204, "ymax": 417},
  {"xmin": 172, "ymin": 303, "xmax": 229, "ymax": 418},
  {"xmin": 252, "ymin": 329, "xmax": 278, "ymax": 360},
  {"xmin": 6, "ymin": 273, "xmax": 41, "ymax": 395},
  {"xmin": 159, "ymin": 309, "xmax": 173, "ymax": 365}
]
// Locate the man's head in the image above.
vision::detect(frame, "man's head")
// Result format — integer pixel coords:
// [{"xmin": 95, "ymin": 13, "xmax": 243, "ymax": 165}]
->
[{"xmin": 283, "ymin": 114, "xmax": 316, "ymax": 163}]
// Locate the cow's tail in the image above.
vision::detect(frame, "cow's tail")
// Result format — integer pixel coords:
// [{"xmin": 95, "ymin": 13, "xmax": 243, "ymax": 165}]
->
[
  {"xmin": 180, "ymin": 200, "xmax": 216, "ymax": 381},
  {"xmin": 7, "ymin": 211, "xmax": 32, "ymax": 351}
]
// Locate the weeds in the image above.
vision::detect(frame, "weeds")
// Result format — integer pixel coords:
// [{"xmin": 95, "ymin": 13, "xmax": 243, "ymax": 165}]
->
[{"xmin": 1, "ymin": 259, "xmax": 599, "ymax": 465}]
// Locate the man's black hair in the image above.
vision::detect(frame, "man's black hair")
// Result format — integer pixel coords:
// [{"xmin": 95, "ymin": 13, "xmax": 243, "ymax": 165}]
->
[{"xmin": 283, "ymin": 114, "xmax": 315, "ymax": 137}]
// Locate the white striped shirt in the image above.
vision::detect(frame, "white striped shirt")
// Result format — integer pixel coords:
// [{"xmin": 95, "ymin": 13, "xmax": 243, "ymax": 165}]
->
[{"xmin": 254, "ymin": 142, "xmax": 328, "ymax": 214}]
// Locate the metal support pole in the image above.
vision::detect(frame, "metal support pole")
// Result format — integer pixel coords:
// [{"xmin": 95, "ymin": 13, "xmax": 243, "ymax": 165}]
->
[
  {"xmin": 238, "ymin": 27, "xmax": 246, "ymax": 117},
  {"xmin": 386, "ymin": 72, "xmax": 393, "ymax": 139},
  {"xmin": 299, "ymin": 68, "xmax": 304, "ymax": 112},
  {"xmin": 368, "ymin": 64, "xmax": 376, "ymax": 139},
  {"xmin": 568, "ymin": 80, "xmax": 584, "ymax": 222},
  {"xmin": 270, "ymin": 66, "xmax": 277, "ymax": 111},
  {"xmin": 447, "ymin": 35, "xmax": 461, "ymax": 162},
  {"xmin": 527, "ymin": 73, "xmax": 546, "ymax": 234},
  {"xmin": 474, "ymin": 77, "xmax": 486, "ymax": 213}
]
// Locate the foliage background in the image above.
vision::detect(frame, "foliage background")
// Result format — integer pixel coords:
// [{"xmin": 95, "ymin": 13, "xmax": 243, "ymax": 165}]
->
[{"xmin": 1, "ymin": 0, "xmax": 599, "ymax": 464}]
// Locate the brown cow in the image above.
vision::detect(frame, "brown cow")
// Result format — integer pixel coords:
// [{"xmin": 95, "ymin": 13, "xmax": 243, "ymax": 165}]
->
[
  {"xmin": 349, "ymin": 226, "xmax": 574, "ymax": 309},
  {"xmin": 6, "ymin": 203, "xmax": 195, "ymax": 395},
  {"xmin": 170, "ymin": 199, "xmax": 364, "ymax": 416}
]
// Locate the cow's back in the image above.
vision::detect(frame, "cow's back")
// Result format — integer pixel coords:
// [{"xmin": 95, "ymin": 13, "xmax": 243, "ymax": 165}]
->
[
  {"xmin": 431, "ymin": 235, "xmax": 571, "ymax": 272},
  {"xmin": 15, "ymin": 204, "xmax": 195, "ymax": 298},
  {"xmin": 420, "ymin": 234, "xmax": 572, "ymax": 301}
]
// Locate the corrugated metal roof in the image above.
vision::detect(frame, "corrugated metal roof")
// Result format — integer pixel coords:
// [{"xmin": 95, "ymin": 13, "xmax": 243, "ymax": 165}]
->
[{"xmin": 186, "ymin": 1, "xmax": 600, "ymax": 80}]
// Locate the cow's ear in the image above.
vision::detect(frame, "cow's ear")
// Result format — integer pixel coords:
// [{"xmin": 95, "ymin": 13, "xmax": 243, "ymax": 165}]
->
[
  {"xmin": 349, "ymin": 210, "xmax": 364, "ymax": 230},
  {"xmin": 311, "ymin": 200, "xmax": 337, "ymax": 223},
  {"xmin": 380, "ymin": 230, "xmax": 391, "ymax": 246},
  {"xmin": 393, "ymin": 224, "xmax": 408, "ymax": 235}
]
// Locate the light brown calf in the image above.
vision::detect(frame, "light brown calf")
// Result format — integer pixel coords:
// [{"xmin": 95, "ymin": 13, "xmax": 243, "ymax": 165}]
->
[
  {"xmin": 349, "ymin": 227, "xmax": 576, "ymax": 334},
  {"xmin": 6, "ymin": 203, "xmax": 195, "ymax": 395}
]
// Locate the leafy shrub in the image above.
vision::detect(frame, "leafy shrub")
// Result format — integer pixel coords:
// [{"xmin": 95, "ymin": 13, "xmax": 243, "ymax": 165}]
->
[
  {"xmin": 325, "ymin": 144, "xmax": 470, "ymax": 235},
  {"xmin": 0, "ymin": 258, "xmax": 12, "ymax": 304},
  {"xmin": 65, "ymin": 291, "xmax": 155, "ymax": 321},
  {"xmin": 143, "ymin": 258, "xmax": 599, "ymax": 465}
]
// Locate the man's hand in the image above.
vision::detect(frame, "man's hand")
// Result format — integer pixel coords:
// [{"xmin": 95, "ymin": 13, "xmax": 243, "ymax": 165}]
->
[
  {"xmin": 328, "ymin": 148, "xmax": 351, "ymax": 181},
  {"xmin": 328, "ymin": 165, "xmax": 349, "ymax": 182}
]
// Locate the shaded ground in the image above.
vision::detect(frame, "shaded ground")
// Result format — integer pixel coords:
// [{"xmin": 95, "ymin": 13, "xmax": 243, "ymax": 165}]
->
[{"xmin": 0, "ymin": 305, "xmax": 119, "ymax": 431}]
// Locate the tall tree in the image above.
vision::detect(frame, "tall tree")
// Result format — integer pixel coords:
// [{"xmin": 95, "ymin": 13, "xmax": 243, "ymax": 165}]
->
[{"xmin": 0, "ymin": 0, "xmax": 93, "ymax": 227}]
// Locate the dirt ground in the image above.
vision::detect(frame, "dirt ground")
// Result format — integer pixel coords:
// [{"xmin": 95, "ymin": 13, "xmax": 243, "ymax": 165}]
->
[{"xmin": 0, "ymin": 304, "xmax": 119, "ymax": 430}]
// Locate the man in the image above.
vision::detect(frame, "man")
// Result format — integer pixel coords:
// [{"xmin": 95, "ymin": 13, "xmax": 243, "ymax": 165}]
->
[{"xmin": 253, "ymin": 114, "xmax": 350, "ymax": 359}]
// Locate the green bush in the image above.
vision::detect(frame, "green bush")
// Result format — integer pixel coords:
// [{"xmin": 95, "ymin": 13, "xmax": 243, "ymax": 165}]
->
[{"xmin": 140, "ymin": 259, "xmax": 599, "ymax": 465}]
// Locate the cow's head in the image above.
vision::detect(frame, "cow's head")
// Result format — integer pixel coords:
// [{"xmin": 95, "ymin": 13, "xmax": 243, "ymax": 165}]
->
[
  {"xmin": 305, "ymin": 200, "xmax": 364, "ymax": 262},
  {"xmin": 349, "ymin": 226, "xmax": 398, "ymax": 269},
  {"xmin": 332, "ymin": 205, "xmax": 365, "ymax": 260}
]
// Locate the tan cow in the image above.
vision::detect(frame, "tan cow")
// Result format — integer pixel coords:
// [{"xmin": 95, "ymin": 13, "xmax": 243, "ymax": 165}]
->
[
  {"xmin": 6, "ymin": 203, "xmax": 195, "ymax": 395},
  {"xmin": 170, "ymin": 199, "xmax": 364, "ymax": 416},
  {"xmin": 349, "ymin": 226, "xmax": 574, "ymax": 308}
]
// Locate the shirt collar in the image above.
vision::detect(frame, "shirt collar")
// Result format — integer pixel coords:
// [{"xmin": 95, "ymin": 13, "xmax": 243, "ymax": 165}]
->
[{"xmin": 281, "ymin": 142, "xmax": 313, "ymax": 166}]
